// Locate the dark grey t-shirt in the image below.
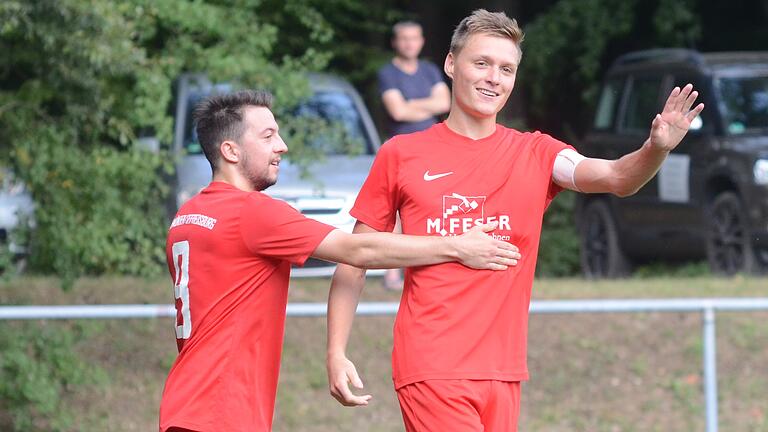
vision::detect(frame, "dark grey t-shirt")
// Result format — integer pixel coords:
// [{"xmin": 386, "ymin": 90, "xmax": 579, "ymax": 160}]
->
[{"xmin": 378, "ymin": 60, "xmax": 445, "ymax": 137}]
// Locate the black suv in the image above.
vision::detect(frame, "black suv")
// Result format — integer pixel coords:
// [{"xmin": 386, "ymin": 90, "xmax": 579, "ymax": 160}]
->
[{"xmin": 576, "ymin": 49, "xmax": 768, "ymax": 277}]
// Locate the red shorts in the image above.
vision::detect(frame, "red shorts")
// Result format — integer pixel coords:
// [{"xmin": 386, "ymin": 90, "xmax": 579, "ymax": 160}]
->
[{"xmin": 396, "ymin": 380, "xmax": 521, "ymax": 432}]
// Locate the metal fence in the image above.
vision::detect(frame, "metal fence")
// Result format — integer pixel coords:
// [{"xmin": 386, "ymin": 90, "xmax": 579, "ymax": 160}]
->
[{"xmin": 2, "ymin": 297, "xmax": 768, "ymax": 432}]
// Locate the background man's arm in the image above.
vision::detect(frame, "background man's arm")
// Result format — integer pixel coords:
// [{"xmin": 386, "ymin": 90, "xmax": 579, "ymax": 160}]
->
[
  {"xmin": 556, "ymin": 84, "xmax": 705, "ymax": 196},
  {"xmin": 381, "ymin": 82, "xmax": 451, "ymax": 123}
]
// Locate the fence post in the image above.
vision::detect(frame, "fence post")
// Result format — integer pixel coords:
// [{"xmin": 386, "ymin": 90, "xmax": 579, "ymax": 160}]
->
[{"xmin": 703, "ymin": 306, "xmax": 718, "ymax": 432}]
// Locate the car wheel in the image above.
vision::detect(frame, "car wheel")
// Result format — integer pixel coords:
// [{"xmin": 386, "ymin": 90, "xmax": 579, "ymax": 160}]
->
[
  {"xmin": 579, "ymin": 200, "xmax": 631, "ymax": 278},
  {"xmin": 706, "ymin": 191, "xmax": 755, "ymax": 275}
]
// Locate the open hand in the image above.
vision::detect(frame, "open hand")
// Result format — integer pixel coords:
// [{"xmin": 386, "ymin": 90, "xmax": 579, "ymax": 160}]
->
[
  {"xmin": 454, "ymin": 222, "xmax": 521, "ymax": 270},
  {"xmin": 650, "ymin": 83, "xmax": 705, "ymax": 152}
]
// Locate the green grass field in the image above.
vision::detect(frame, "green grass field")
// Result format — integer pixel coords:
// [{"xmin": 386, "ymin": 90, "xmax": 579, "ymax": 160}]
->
[{"xmin": 1, "ymin": 275, "xmax": 767, "ymax": 431}]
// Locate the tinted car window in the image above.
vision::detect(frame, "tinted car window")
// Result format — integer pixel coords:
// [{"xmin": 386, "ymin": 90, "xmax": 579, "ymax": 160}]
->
[
  {"xmin": 594, "ymin": 78, "xmax": 624, "ymax": 130},
  {"xmin": 622, "ymin": 77, "xmax": 662, "ymax": 131},
  {"xmin": 717, "ymin": 75, "xmax": 768, "ymax": 134}
]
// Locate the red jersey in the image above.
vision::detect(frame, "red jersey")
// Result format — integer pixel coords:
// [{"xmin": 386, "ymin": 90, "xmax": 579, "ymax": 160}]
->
[
  {"xmin": 160, "ymin": 182, "xmax": 334, "ymax": 432},
  {"xmin": 351, "ymin": 123, "xmax": 572, "ymax": 389}
]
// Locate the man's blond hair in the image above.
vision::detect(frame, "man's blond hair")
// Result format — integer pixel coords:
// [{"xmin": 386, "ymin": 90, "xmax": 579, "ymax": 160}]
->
[{"xmin": 449, "ymin": 9, "xmax": 524, "ymax": 56}]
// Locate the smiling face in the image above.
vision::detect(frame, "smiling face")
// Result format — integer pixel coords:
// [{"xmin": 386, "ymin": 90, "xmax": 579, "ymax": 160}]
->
[
  {"xmin": 235, "ymin": 106, "xmax": 287, "ymax": 191},
  {"xmin": 444, "ymin": 33, "xmax": 520, "ymax": 121}
]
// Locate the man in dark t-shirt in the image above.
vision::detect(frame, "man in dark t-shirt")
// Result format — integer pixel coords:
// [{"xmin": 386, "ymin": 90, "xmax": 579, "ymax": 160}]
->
[{"xmin": 378, "ymin": 21, "xmax": 451, "ymax": 137}]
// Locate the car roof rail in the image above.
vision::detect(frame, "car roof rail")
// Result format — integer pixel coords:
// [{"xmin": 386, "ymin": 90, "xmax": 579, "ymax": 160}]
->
[{"xmin": 612, "ymin": 48, "xmax": 704, "ymax": 68}]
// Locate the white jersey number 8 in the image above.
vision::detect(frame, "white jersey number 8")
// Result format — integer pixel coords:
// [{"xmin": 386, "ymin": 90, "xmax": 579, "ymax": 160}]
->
[{"xmin": 172, "ymin": 241, "xmax": 192, "ymax": 339}]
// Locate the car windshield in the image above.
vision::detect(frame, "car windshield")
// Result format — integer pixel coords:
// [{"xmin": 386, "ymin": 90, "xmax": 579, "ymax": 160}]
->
[
  {"xmin": 183, "ymin": 90, "xmax": 371, "ymax": 156},
  {"xmin": 716, "ymin": 74, "xmax": 768, "ymax": 135}
]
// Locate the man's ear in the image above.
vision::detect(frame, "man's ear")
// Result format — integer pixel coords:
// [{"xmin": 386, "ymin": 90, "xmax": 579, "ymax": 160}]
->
[
  {"xmin": 220, "ymin": 140, "xmax": 239, "ymax": 164},
  {"xmin": 444, "ymin": 53, "xmax": 455, "ymax": 80}
]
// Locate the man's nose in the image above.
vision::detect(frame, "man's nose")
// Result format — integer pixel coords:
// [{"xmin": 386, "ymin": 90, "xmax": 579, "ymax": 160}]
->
[
  {"xmin": 486, "ymin": 67, "xmax": 500, "ymax": 85},
  {"xmin": 274, "ymin": 134, "xmax": 288, "ymax": 153}
]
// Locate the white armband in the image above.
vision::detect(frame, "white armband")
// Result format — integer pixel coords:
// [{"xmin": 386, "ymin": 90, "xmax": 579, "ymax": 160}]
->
[{"xmin": 552, "ymin": 149, "xmax": 587, "ymax": 192}]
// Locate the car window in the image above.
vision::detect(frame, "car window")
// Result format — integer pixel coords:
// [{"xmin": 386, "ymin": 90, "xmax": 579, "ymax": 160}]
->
[
  {"xmin": 182, "ymin": 89, "xmax": 372, "ymax": 156},
  {"xmin": 594, "ymin": 78, "xmax": 624, "ymax": 130},
  {"xmin": 716, "ymin": 75, "xmax": 768, "ymax": 135},
  {"xmin": 621, "ymin": 77, "xmax": 663, "ymax": 132},
  {"xmin": 293, "ymin": 90, "xmax": 372, "ymax": 155}
]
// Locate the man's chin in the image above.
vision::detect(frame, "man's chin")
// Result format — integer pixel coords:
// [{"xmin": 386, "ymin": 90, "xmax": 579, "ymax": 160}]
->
[{"xmin": 254, "ymin": 177, "xmax": 278, "ymax": 192}]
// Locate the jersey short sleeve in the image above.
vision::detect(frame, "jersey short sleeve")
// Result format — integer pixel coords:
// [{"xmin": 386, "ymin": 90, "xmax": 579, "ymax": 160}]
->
[
  {"xmin": 350, "ymin": 140, "xmax": 400, "ymax": 232},
  {"xmin": 378, "ymin": 65, "xmax": 399, "ymax": 95},
  {"xmin": 240, "ymin": 194, "xmax": 335, "ymax": 265},
  {"xmin": 529, "ymin": 131, "xmax": 576, "ymax": 202}
]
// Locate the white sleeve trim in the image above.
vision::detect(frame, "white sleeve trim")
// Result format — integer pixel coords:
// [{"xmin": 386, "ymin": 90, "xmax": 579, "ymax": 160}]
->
[{"xmin": 552, "ymin": 149, "xmax": 587, "ymax": 192}]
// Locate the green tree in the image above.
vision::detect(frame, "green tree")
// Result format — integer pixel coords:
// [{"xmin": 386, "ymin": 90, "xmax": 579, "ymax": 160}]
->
[{"xmin": 0, "ymin": 0, "xmax": 346, "ymax": 286}]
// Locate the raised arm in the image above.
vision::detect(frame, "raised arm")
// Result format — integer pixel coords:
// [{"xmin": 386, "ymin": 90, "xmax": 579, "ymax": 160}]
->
[{"xmin": 555, "ymin": 83, "xmax": 705, "ymax": 196}]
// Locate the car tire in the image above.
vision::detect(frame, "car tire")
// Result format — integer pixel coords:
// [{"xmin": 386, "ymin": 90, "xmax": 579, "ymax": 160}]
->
[
  {"xmin": 579, "ymin": 200, "xmax": 632, "ymax": 278},
  {"xmin": 706, "ymin": 191, "xmax": 756, "ymax": 275}
]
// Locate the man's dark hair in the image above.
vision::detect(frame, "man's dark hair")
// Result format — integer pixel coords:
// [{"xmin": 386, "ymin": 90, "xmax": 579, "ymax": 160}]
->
[{"xmin": 192, "ymin": 89, "xmax": 274, "ymax": 171}]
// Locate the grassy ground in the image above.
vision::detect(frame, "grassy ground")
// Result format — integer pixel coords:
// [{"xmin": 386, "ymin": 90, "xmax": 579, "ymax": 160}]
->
[{"xmin": 1, "ymin": 275, "xmax": 767, "ymax": 431}]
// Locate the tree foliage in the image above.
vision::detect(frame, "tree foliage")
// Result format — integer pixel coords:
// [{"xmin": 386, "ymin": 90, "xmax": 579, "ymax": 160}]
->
[
  {"xmin": 0, "ymin": 322, "xmax": 103, "ymax": 431},
  {"xmin": 521, "ymin": 0, "xmax": 703, "ymax": 139},
  {"xmin": 0, "ymin": 0, "xmax": 351, "ymax": 285}
]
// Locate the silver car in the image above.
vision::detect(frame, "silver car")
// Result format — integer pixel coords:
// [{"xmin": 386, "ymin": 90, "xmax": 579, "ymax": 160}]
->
[
  {"xmin": 171, "ymin": 73, "xmax": 382, "ymax": 276},
  {"xmin": 0, "ymin": 168, "xmax": 34, "ymax": 259}
]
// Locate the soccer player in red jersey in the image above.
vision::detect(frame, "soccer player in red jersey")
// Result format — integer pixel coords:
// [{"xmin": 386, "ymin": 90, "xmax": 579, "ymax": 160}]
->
[
  {"xmin": 159, "ymin": 90, "xmax": 522, "ymax": 432},
  {"xmin": 326, "ymin": 9, "xmax": 704, "ymax": 431}
]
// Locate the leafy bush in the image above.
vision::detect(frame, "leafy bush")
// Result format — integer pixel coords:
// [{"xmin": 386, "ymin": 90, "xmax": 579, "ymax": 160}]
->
[
  {"xmin": 0, "ymin": 322, "xmax": 104, "ymax": 431},
  {"xmin": 537, "ymin": 191, "xmax": 580, "ymax": 277},
  {"xmin": 13, "ymin": 137, "xmax": 169, "ymax": 288}
]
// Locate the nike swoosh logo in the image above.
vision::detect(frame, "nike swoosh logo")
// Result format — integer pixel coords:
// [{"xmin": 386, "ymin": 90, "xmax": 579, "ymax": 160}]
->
[{"xmin": 423, "ymin": 170, "xmax": 454, "ymax": 181}]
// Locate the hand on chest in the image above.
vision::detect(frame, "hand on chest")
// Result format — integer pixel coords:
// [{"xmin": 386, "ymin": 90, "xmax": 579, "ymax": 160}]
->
[{"xmin": 398, "ymin": 157, "xmax": 551, "ymax": 243}]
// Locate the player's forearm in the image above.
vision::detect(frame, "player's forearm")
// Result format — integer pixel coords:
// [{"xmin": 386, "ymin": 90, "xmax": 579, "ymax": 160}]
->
[
  {"xmin": 577, "ymin": 139, "xmax": 671, "ymax": 197},
  {"xmin": 327, "ymin": 264, "xmax": 367, "ymax": 359},
  {"xmin": 349, "ymin": 232, "xmax": 456, "ymax": 269},
  {"xmin": 610, "ymin": 139, "xmax": 670, "ymax": 197}
]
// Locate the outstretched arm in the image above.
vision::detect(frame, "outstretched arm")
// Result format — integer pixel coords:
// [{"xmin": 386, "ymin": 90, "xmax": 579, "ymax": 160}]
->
[
  {"xmin": 556, "ymin": 83, "xmax": 705, "ymax": 196},
  {"xmin": 312, "ymin": 221, "xmax": 520, "ymax": 270}
]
